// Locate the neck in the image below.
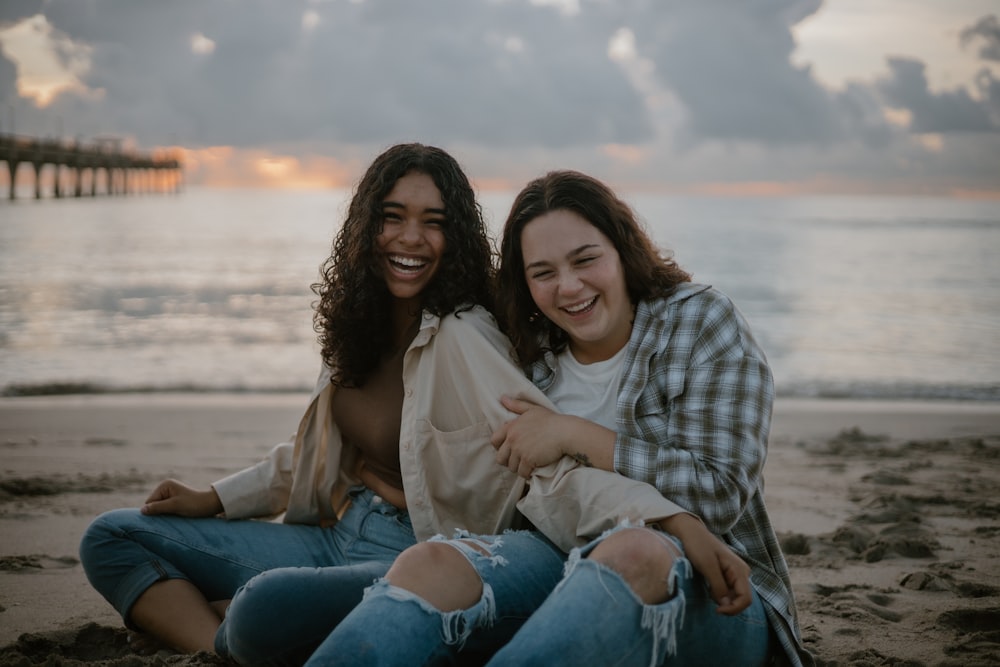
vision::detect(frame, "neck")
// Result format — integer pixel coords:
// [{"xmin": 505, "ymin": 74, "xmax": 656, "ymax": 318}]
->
[
  {"xmin": 391, "ymin": 299, "xmax": 422, "ymax": 350},
  {"xmin": 569, "ymin": 338, "xmax": 627, "ymax": 365}
]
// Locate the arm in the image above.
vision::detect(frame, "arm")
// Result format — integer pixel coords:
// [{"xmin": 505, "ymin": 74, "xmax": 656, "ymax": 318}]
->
[
  {"xmin": 616, "ymin": 293, "xmax": 773, "ymax": 535},
  {"xmin": 658, "ymin": 513, "xmax": 752, "ymax": 615},
  {"xmin": 141, "ymin": 479, "xmax": 224, "ymax": 517},
  {"xmin": 211, "ymin": 440, "xmax": 296, "ymax": 518},
  {"xmin": 141, "ymin": 439, "xmax": 296, "ymax": 519},
  {"xmin": 491, "ymin": 396, "xmax": 615, "ymax": 475},
  {"xmin": 143, "ymin": 366, "xmax": 332, "ymax": 520}
]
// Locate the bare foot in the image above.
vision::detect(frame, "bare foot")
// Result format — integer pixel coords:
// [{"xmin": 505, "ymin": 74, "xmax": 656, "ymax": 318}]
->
[{"xmin": 127, "ymin": 630, "xmax": 171, "ymax": 655}]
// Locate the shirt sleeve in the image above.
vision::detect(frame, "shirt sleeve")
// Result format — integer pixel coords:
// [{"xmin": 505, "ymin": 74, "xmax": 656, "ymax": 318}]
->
[
  {"xmin": 615, "ymin": 293, "xmax": 774, "ymax": 535},
  {"xmin": 519, "ymin": 457, "xmax": 695, "ymax": 552},
  {"xmin": 211, "ymin": 439, "xmax": 295, "ymax": 519}
]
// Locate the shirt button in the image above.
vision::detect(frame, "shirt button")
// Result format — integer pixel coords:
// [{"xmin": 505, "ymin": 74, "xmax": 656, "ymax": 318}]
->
[{"xmin": 405, "ymin": 387, "xmax": 413, "ymax": 397}]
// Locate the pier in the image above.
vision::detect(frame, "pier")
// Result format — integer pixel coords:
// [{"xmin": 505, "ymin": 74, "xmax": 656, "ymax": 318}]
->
[{"xmin": 0, "ymin": 133, "xmax": 183, "ymax": 200}]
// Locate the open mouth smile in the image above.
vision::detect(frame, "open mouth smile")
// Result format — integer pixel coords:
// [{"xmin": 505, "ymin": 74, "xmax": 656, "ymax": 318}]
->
[
  {"xmin": 561, "ymin": 296, "xmax": 598, "ymax": 315},
  {"xmin": 388, "ymin": 254, "xmax": 429, "ymax": 275}
]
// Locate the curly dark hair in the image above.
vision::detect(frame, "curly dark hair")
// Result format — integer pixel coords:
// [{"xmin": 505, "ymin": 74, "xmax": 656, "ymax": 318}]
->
[
  {"xmin": 497, "ymin": 170, "xmax": 691, "ymax": 366},
  {"xmin": 312, "ymin": 143, "xmax": 494, "ymax": 386}
]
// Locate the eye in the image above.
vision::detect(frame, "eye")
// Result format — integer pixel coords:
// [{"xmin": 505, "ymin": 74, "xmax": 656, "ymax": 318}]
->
[
  {"xmin": 529, "ymin": 269, "xmax": 554, "ymax": 281},
  {"xmin": 425, "ymin": 217, "xmax": 447, "ymax": 228},
  {"xmin": 382, "ymin": 211, "xmax": 402, "ymax": 223},
  {"xmin": 575, "ymin": 255, "xmax": 596, "ymax": 266}
]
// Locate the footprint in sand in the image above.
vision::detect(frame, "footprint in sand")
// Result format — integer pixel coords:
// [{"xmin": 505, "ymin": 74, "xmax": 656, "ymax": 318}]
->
[
  {"xmin": 0, "ymin": 555, "xmax": 79, "ymax": 572},
  {"xmin": 940, "ymin": 607, "xmax": 1000, "ymax": 664}
]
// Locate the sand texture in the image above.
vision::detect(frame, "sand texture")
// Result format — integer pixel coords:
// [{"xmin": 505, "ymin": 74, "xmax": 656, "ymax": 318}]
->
[{"xmin": 1, "ymin": 395, "xmax": 998, "ymax": 666}]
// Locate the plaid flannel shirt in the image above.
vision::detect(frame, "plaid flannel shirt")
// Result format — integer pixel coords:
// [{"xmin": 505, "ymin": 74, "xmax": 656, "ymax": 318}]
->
[{"xmin": 530, "ymin": 283, "xmax": 812, "ymax": 667}]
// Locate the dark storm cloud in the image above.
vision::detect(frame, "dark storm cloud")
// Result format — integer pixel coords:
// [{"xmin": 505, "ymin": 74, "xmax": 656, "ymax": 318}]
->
[
  {"xmin": 876, "ymin": 56, "xmax": 999, "ymax": 133},
  {"xmin": 0, "ymin": 49, "xmax": 17, "ymax": 103},
  {"xmin": 625, "ymin": 0, "xmax": 852, "ymax": 145},
  {"xmin": 37, "ymin": 0, "xmax": 653, "ymax": 149},
  {"xmin": 10, "ymin": 0, "xmax": 998, "ymax": 174},
  {"xmin": 0, "ymin": 0, "xmax": 43, "ymax": 25},
  {"xmin": 961, "ymin": 14, "xmax": 1000, "ymax": 62}
]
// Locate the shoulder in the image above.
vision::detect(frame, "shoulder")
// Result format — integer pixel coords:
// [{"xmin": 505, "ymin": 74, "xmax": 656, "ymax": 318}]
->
[
  {"xmin": 437, "ymin": 305, "xmax": 500, "ymax": 335},
  {"xmin": 645, "ymin": 283, "xmax": 735, "ymax": 321},
  {"xmin": 430, "ymin": 305, "xmax": 511, "ymax": 351},
  {"xmin": 640, "ymin": 284, "xmax": 756, "ymax": 354}
]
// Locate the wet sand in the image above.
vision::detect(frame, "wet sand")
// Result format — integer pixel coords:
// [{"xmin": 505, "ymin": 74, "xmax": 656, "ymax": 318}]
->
[{"xmin": 1, "ymin": 395, "xmax": 998, "ymax": 666}]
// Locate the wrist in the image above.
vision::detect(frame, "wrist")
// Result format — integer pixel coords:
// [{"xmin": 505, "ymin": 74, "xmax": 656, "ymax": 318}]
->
[
  {"xmin": 657, "ymin": 512, "xmax": 701, "ymax": 536},
  {"xmin": 204, "ymin": 487, "xmax": 224, "ymax": 515}
]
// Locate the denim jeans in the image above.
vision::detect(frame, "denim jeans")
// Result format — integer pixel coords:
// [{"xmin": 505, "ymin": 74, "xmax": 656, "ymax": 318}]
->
[
  {"xmin": 78, "ymin": 486, "xmax": 414, "ymax": 663},
  {"xmin": 305, "ymin": 529, "xmax": 567, "ymax": 666},
  {"xmin": 308, "ymin": 523, "xmax": 771, "ymax": 667},
  {"xmin": 486, "ymin": 525, "xmax": 772, "ymax": 667}
]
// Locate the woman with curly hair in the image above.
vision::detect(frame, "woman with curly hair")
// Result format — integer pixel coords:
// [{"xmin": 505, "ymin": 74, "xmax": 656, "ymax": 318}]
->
[{"xmin": 79, "ymin": 143, "xmax": 545, "ymax": 659}]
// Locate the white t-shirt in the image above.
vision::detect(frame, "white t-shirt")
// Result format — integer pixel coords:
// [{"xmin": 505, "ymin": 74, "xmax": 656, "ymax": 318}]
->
[{"xmin": 545, "ymin": 345, "xmax": 627, "ymax": 429}]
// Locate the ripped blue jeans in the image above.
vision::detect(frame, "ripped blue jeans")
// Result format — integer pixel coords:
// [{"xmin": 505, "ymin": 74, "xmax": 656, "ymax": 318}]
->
[
  {"xmin": 313, "ymin": 522, "xmax": 771, "ymax": 667},
  {"xmin": 488, "ymin": 525, "xmax": 772, "ymax": 667},
  {"xmin": 306, "ymin": 529, "xmax": 565, "ymax": 666}
]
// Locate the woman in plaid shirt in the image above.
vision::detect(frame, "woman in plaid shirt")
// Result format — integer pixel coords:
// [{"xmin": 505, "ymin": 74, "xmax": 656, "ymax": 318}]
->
[
  {"xmin": 486, "ymin": 170, "xmax": 811, "ymax": 666},
  {"xmin": 321, "ymin": 171, "xmax": 812, "ymax": 666}
]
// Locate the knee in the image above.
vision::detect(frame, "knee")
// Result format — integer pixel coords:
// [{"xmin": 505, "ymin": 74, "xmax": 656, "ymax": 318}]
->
[
  {"xmin": 221, "ymin": 570, "xmax": 293, "ymax": 664},
  {"xmin": 588, "ymin": 528, "xmax": 679, "ymax": 604},
  {"xmin": 386, "ymin": 542, "xmax": 482, "ymax": 612},
  {"xmin": 79, "ymin": 508, "xmax": 136, "ymax": 571}
]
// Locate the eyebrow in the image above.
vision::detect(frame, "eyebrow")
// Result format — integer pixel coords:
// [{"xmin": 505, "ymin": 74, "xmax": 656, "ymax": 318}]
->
[
  {"xmin": 382, "ymin": 201, "xmax": 447, "ymax": 216},
  {"xmin": 525, "ymin": 243, "xmax": 600, "ymax": 271}
]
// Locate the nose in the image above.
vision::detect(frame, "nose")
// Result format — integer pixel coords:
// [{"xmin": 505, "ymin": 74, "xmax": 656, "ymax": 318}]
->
[
  {"xmin": 556, "ymin": 271, "xmax": 583, "ymax": 296},
  {"xmin": 398, "ymin": 218, "xmax": 424, "ymax": 246}
]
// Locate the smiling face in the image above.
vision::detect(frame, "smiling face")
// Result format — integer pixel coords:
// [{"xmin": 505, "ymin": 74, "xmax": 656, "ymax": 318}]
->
[
  {"xmin": 375, "ymin": 171, "xmax": 447, "ymax": 310},
  {"xmin": 521, "ymin": 209, "xmax": 633, "ymax": 364}
]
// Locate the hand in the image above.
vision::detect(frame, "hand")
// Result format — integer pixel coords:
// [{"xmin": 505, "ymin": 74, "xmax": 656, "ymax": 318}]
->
[
  {"xmin": 660, "ymin": 514, "xmax": 752, "ymax": 615},
  {"xmin": 490, "ymin": 396, "xmax": 567, "ymax": 478},
  {"xmin": 141, "ymin": 479, "xmax": 224, "ymax": 517}
]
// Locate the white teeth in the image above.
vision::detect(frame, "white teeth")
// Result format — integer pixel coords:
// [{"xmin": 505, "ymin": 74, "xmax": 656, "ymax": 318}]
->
[
  {"xmin": 564, "ymin": 297, "xmax": 597, "ymax": 314},
  {"xmin": 390, "ymin": 255, "xmax": 427, "ymax": 269}
]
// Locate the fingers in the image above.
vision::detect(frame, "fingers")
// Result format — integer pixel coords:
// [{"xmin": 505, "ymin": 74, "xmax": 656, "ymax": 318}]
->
[
  {"xmin": 141, "ymin": 497, "xmax": 174, "ymax": 515},
  {"xmin": 494, "ymin": 440, "xmax": 510, "ymax": 467},
  {"xmin": 490, "ymin": 421, "xmax": 509, "ymax": 450},
  {"xmin": 499, "ymin": 395, "xmax": 533, "ymax": 415},
  {"xmin": 701, "ymin": 559, "xmax": 732, "ymax": 609},
  {"xmin": 720, "ymin": 560, "xmax": 754, "ymax": 614},
  {"xmin": 714, "ymin": 558, "xmax": 753, "ymax": 615},
  {"xmin": 494, "ymin": 441, "xmax": 523, "ymax": 475},
  {"xmin": 143, "ymin": 479, "xmax": 175, "ymax": 504}
]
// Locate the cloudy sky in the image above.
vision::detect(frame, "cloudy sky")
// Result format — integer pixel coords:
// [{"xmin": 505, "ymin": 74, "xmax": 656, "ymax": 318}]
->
[{"xmin": 1, "ymin": 0, "xmax": 998, "ymax": 195}]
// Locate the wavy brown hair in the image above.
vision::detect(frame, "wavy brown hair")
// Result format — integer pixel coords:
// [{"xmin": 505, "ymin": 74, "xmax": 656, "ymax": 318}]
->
[
  {"xmin": 497, "ymin": 170, "xmax": 691, "ymax": 366},
  {"xmin": 312, "ymin": 143, "xmax": 493, "ymax": 386}
]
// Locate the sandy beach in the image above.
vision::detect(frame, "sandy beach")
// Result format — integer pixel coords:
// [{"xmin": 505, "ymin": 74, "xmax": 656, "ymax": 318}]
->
[{"xmin": 1, "ymin": 394, "xmax": 998, "ymax": 666}]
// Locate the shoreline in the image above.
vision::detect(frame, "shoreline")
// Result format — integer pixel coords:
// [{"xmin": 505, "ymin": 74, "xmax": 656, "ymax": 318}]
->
[{"xmin": 2, "ymin": 395, "xmax": 999, "ymax": 664}]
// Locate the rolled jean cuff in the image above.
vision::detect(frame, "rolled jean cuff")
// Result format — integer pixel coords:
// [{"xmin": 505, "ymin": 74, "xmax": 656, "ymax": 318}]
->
[{"xmin": 112, "ymin": 559, "xmax": 185, "ymax": 628}]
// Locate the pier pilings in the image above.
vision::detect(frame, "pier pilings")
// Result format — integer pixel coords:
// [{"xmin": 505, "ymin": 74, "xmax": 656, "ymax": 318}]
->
[{"xmin": 0, "ymin": 134, "xmax": 183, "ymax": 200}]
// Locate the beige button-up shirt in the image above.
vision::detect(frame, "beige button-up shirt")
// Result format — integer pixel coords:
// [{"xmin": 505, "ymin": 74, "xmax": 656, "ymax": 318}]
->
[{"xmin": 213, "ymin": 306, "xmax": 688, "ymax": 551}]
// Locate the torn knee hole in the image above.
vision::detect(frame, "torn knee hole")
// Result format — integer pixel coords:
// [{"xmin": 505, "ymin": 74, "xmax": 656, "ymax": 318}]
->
[{"xmin": 457, "ymin": 538, "xmax": 492, "ymax": 557}]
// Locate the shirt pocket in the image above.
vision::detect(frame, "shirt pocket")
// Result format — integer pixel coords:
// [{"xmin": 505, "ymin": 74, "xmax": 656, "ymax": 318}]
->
[
  {"xmin": 632, "ymin": 367, "xmax": 684, "ymax": 440},
  {"xmin": 414, "ymin": 419, "xmax": 521, "ymax": 534}
]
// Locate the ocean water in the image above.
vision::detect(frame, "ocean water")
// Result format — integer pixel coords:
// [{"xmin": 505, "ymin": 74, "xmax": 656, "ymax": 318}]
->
[{"xmin": 1, "ymin": 188, "xmax": 998, "ymax": 401}]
